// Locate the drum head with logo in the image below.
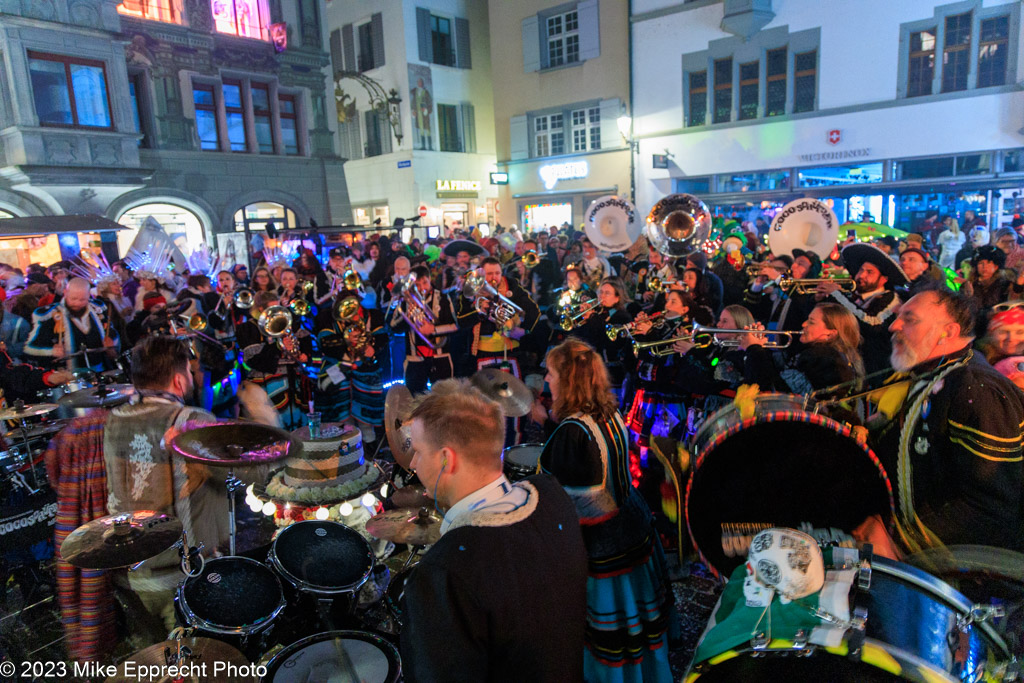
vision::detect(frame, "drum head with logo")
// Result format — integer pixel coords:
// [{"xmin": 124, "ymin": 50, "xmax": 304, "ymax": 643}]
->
[
  {"xmin": 686, "ymin": 408, "xmax": 894, "ymax": 577},
  {"xmin": 263, "ymin": 630, "xmax": 401, "ymax": 683},
  {"xmin": 179, "ymin": 556, "xmax": 285, "ymax": 634},
  {"xmin": 269, "ymin": 520, "xmax": 374, "ymax": 595}
]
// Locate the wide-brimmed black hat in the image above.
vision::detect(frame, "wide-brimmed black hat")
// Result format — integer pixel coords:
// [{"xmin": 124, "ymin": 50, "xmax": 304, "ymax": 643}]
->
[
  {"xmin": 973, "ymin": 245, "xmax": 1006, "ymax": 269},
  {"xmin": 841, "ymin": 243, "xmax": 908, "ymax": 288},
  {"xmin": 443, "ymin": 239, "xmax": 488, "ymax": 258}
]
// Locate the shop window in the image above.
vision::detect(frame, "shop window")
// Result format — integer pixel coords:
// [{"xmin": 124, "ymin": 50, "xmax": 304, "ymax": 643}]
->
[
  {"xmin": 117, "ymin": 0, "xmax": 181, "ymax": 23},
  {"xmin": 687, "ymin": 71, "xmax": 707, "ymax": 127},
  {"xmin": 28, "ymin": 52, "xmax": 112, "ymax": 129},
  {"xmin": 717, "ymin": 170, "xmax": 789, "ymax": 193},
  {"xmin": 907, "ymin": 28, "xmax": 936, "ymax": 97},
  {"xmin": 955, "ymin": 153, "xmax": 991, "ymax": 176},
  {"xmin": 765, "ymin": 48, "xmax": 786, "ymax": 116},
  {"xmin": 797, "ymin": 163, "xmax": 884, "ymax": 188},
  {"xmin": 213, "ymin": 0, "xmax": 269, "ymax": 41},
  {"xmin": 117, "ymin": 203, "xmax": 206, "ymax": 258},
  {"xmin": 672, "ymin": 177, "xmax": 710, "ymax": 195},
  {"xmin": 894, "ymin": 153, "xmax": 993, "ymax": 180},
  {"xmin": 1004, "ymin": 149, "xmax": 1024, "ymax": 174},
  {"xmin": 738, "ymin": 61, "xmax": 759, "ymax": 121},
  {"xmin": 793, "ymin": 50, "xmax": 817, "ymax": 113},
  {"xmin": 712, "ymin": 58, "xmax": 732, "ymax": 124}
]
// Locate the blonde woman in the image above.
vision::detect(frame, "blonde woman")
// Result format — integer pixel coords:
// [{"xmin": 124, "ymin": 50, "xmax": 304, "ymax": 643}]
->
[{"xmin": 937, "ymin": 216, "xmax": 965, "ymax": 269}]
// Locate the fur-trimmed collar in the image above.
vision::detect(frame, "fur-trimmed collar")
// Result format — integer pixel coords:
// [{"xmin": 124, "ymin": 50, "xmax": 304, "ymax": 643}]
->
[{"xmin": 445, "ymin": 481, "xmax": 538, "ymax": 532}]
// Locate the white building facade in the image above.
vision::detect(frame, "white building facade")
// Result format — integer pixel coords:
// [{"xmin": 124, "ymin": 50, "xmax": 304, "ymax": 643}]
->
[
  {"xmin": 631, "ymin": 0, "xmax": 1024, "ymax": 233},
  {"xmin": 325, "ymin": 0, "xmax": 498, "ymax": 233}
]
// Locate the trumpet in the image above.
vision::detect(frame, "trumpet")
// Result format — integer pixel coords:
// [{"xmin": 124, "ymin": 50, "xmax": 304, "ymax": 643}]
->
[
  {"xmin": 522, "ymin": 251, "xmax": 540, "ymax": 268},
  {"xmin": 746, "ymin": 263, "xmax": 789, "ymax": 277},
  {"xmin": 647, "ymin": 276, "xmax": 680, "ymax": 293},
  {"xmin": 691, "ymin": 323, "xmax": 794, "ymax": 349},
  {"xmin": 234, "ymin": 288, "xmax": 254, "ymax": 309},
  {"xmin": 606, "ymin": 311, "xmax": 665, "ymax": 341},
  {"xmin": 463, "ymin": 271, "xmax": 524, "ymax": 329},
  {"xmin": 778, "ymin": 278, "xmax": 855, "ymax": 294}
]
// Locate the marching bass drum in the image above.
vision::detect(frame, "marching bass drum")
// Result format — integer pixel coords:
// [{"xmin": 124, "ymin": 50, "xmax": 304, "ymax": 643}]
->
[{"xmin": 686, "ymin": 393, "xmax": 894, "ymax": 578}]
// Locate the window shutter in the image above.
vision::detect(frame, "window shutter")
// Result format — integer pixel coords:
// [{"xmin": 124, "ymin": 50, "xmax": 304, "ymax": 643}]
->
[
  {"xmin": 522, "ymin": 15, "xmax": 540, "ymax": 73},
  {"xmin": 380, "ymin": 113, "xmax": 393, "ymax": 154},
  {"xmin": 329, "ymin": 29, "xmax": 343, "ymax": 76},
  {"xmin": 416, "ymin": 7, "xmax": 432, "ymax": 62},
  {"xmin": 460, "ymin": 103, "xmax": 476, "ymax": 153},
  {"xmin": 371, "ymin": 13, "xmax": 385, "ymax": 69},
  {"xmin": 510, "ymin": 114, "xmax": 528, "ymax": 160},
  {"xmin": 599, "ymin": 97, "xmax": 621, "ymax": 149},
  {"xmin": 577, "ymin": 0, "xmax": 600, "ymax": 62},
  {"xmin": 342, "ymin": 23, "xmax": 355, "ymax": 72},
  {"xmin": 339, "ymin": 118, "xmax": 362, "ymax": 160},
  {"xmin": 455, "ymin": 17, "xmax": 472, "ymax": 69}
]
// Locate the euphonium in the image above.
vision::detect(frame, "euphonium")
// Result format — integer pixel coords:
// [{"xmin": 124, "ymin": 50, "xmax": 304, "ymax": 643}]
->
[
  {"xmin": 463, "ymin": 271, "xmax": 524, "ymax": 328},
  {"xmin": 234, "ymin": 288, "xmax": 254, "ymax": 309},
  {"xmin": 257, "ymin": 304, "xmax": 302, "ymax": 359}
]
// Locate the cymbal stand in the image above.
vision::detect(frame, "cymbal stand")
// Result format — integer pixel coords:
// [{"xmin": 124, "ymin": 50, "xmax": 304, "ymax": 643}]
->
[
  {"xmin": 13, "ymin": 404, "xmax": 41, "ymax": 489},
  {"xmin": 223, "ymin": 445, "xmax": 244, "ymax": 555}
]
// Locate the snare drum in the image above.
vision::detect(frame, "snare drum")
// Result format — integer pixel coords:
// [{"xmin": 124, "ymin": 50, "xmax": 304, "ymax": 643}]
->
[
  {"xmin": 502, "ymin": 443, "xmax": 543, "ymax": 482},
  {"xmin": 687, "ymin": 556, "xmax": 1012, "ymax": 682},
  {"xmin": 176, "ymin": 556, "xmax": 285, "ymax": 650},
  {"xmin": 686, "ymin": 393, "xmax": 895, "ymax": 578},
  {"xmin": 268, "ymin": 521, "xmax": 375, "ymax": 597},
  {"xmin": 261, "ymin": 630, "xmax": 401, "ymax": 683}
]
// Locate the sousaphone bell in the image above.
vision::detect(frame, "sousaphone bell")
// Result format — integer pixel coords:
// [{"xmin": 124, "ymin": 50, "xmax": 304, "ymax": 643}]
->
[{"xmin": 646, "ymin": 193, "xmax": 712, "ymax": 257}]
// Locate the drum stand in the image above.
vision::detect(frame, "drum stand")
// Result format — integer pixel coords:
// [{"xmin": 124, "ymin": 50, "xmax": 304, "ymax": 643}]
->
[
  {"xmin": 13, "ymin": 413, "xmax": 42, "ymax": 491},
  {"xmin": 225, "ymin": 467, "xmax": 243, "ymax": 556}
]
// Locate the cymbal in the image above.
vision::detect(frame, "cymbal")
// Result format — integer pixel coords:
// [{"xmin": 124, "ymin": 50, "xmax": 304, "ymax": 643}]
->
[
  {"xmin": 60, "ymin": 511, "xmax": 182, "ymax": 570},
  {"xmin": 366, "ymin": 506, "xmax": 441, "ymax": 546},
  {"xmin": 170, "ymin": 421, "xmax": 301, "ymax": 467},
  {"xmin": 58, "ymin": 384, "xmax": 135, "ymax": 409},
  {"xmin": 384, "ymin": 384, "xmax": 415, "ymax": 471},
  {"xmin": 105, "ymin": 637, "xmax": 251, "ymax": 683},
  {"xmin": 0, "ymin": 403, "xmax": 58, "ymax": 421},
  {"xmin": 470, "ymin": 368, "xmax": 533, "ymax": 417},
  {"xmin": 4, "ymin": 419, "xmax": 68, "ymax": 441},
  {"xmin": 390, "ymin": 484, "xmax": 430, "ymax": 509}
]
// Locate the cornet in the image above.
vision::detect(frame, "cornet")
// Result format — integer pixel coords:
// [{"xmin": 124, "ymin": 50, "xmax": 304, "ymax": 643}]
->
[{"xmin": 778, "ymin": 278, "xmax": 855, "ymax": 295}]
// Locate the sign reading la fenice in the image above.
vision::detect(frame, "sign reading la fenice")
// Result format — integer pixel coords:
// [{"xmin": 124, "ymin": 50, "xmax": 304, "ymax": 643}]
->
[{"xmin": 436, "ymin": 179, "xmax": 481, "ymax": 192}]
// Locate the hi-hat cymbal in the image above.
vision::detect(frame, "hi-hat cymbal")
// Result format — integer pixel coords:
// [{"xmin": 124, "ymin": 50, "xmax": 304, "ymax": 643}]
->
[
  {"xmin": 170, "ymin": 422, "xmax": 301, "ymax": 467},
  {"xmin": 60, "ymin": 511, "xmax": 182, "ymax": 570},
  {"xmin": 470, "ymin": 368, "xmax": 533, "ymax": 417},
  {"xmin": 105, "ymin": 637, "xmax": 251, "ymax": 683},
  {"xmin": 58, "ymin": 384, "xmax": 135, "ymax": 409},
  {"xmin": 366, "ymin": 507, "xmax": 441, "ymax": 546},
  {"xmin": 390, "ymin": 484, "xmax": 430, "ymax": 509},
  {"xmin": 384, "ymin": 384, "xmax": 415, "ymax": 471},
  {"xmin": 0, "ymin": 403, "xmax": 58, "ymax": 421}
]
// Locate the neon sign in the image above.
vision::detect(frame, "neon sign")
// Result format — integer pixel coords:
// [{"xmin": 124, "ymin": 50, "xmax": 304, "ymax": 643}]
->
[{"xmin": 539, "ymin": 161, "xmax": 588, "ymax": 190}]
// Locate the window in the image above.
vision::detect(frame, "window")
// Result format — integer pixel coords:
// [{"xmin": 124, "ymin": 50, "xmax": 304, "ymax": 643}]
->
[
  {"xmin": 193, "ymin": 84, "xmax": 218, "ymax": 150},
  {"xmin": 942, "ymin": 12, "xmax": 971, "ymax": 92},
  {"xmin": 907, "ymin": 29, "xmax": 936, "ymax": 97},
  {"xmin": 713, "ymin": 58, "xmax": 732, "ymax": 124},
  {"xmin": 28, "ymin": 52, "xmax": 112, "ymax": 128},
  {"xmin": 895, "ymin": 153, "xmax": 993, "ymax": 180},
  {"xmin": 687, "ymin": 71, "xmax": 707, "ymax": 126},
  {"xmin": 213, "ymin": 0, "xmax": 268, "ymax": 41},
  {"xmin": 570, "ymin": 107, "xmax": 600, "ymax": 152},
  {"xmin": 765, "ymin": 48, "xmax": 786, "ymax": 116},
  {"xmin": 533, "ymin": 113, "xmax": 564, "ymax": 157},
  {"xmin": 279, "ymin": 95, "xmax": 299, "ymax": 155},
  {"xmin": 128, "ymin": 73, "xmax": 148, "ymax": 147},
  {"xmin": 117, "ymin": 0, "xmax": 180, "ymax": 23},
  {"xmin": 793, "ymin": 50, "xmax": 816, "ymax": 113},
  {"xmin": 547, "ymin": 10, "xmax": 579, "ymax": 68},
  {"xmin": 364, "ymin": 109, "xmax": 391, "ymax": 157},
  {"xmin": 717, "ymin": 170, "xmax": 790, "ymax": 193},
  {"xmin": 588, "ymin": 107, "xmax": 600, "ymax": 150},
  {"xmin": 978, "ymin": 16, "xmax": 1009, "ymax": 87},
  {"xmin": 438, "ymin": 104, "xmax": 460, "ymax": 152},
  {"xmin": 252, "ymin": 84, "xmax": 273, "ymax": 153},
  {"xmin": 798, "ymin": 163, "xmax": 883, "ymax": 187},
  {"xmin": 738, "ymin": 61, "xmax": 759, "ymax": 121},
  {"xmin": 222, "ymin": 79, "xmax": 247, "ymax": 152},
  {"xmin": 358, "ymin": 22, "xmax": 375, "ymax": 72},
  {"xmin": 431, "ymin": 15, "xmax": 455, "ymax": 67}
]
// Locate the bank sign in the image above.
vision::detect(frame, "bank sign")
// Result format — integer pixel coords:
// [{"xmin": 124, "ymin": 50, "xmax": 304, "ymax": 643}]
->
[{"xmin": 539, "ymin": 161, "xmax": 588, "ymax": 190}]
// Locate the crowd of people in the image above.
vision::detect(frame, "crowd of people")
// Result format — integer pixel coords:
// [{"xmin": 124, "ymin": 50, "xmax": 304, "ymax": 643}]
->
[{"xmin": 2, "ymin": 200, "xmax": 1023, "ymax": 681}]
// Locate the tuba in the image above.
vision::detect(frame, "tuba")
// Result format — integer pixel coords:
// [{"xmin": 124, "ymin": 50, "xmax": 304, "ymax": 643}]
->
[
  {"xmin": 646, "ymin": 193, "xmax": 712, "ymax": 257},
  {"xmin": 463, "ymin": 270, "xmax": 524, "ymax": 329}
]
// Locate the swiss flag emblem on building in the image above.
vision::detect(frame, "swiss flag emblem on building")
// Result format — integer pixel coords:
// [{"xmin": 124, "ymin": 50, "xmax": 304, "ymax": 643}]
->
[{"xmin": 827, "ymin": 129, "xmax": 841, "ymax": 145}]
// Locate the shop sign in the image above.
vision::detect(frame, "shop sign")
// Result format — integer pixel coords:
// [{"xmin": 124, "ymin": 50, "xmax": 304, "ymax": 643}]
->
[
  {"xmin": 489, "ymin": 172, "xmax": 509, "ymax": 185},
  {"xmin": 539, "ymin": 161, "xmax": 588, "ymax": 190},
  {"xmin": 436, "ymin": 179, "xmax": 481, "ymax": 192},
  {"xmin": 797, "ymin": 148, "xmax": 871, "ymax": 163}
]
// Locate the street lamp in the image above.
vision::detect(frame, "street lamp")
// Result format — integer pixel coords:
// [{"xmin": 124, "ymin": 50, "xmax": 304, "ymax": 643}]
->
[
  {"xmin": 617, "ymin": 115, "xmax": 638, "ymax": 204},
  {"xmin": 336, "ymin": 71, "xmax": 404, "ymax": 146}
]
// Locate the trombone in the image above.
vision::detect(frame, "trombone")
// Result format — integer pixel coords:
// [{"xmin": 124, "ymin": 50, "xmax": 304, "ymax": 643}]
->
[{"xmin": 778, "ymin": 278, "xmax": 855, "ymax": 295}]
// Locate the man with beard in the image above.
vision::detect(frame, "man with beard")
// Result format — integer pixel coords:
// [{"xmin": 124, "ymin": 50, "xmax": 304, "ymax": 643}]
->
[
  {"xmin": 818, "ymin": 243, "xmax": 906, "ymax": 377},
  {"xmin": 24, "ymin": 277, "xmax": 118, "ymax": 372},
  {"xmin": 856, "ymin": 290, "xmax": 1023, "ymax": 556}
]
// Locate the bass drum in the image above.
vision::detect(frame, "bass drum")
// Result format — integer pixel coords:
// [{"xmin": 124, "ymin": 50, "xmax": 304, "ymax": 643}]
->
[
  {"xmin": 261, "ymin": 630, "xmax": 401, "ymax": 683},
  {"xmin": 686, "ymin": 393, "xmax": 894, "ymax": 578},
  {"xmin": 687, "ymin": 556, "xmax": 1012, "ymax": 682}
]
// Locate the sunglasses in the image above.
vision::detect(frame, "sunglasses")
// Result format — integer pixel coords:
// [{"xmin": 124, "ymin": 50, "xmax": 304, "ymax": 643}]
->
[{"xmin": 993, "ymin": 301, "xmax": 1024, "ymax": 312}]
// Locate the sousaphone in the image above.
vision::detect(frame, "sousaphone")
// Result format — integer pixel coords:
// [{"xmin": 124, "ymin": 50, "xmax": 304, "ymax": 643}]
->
[
  {"xmin": 767, "ymin": 197, "xmax": 840, "ymax": 260},
  {"xmin": 584, "ymin": 195, "xmax": 642, "ymax": 252},
  {"xmin": 646, "ymin": 193, "xmax": 712, "ymax": 257}
]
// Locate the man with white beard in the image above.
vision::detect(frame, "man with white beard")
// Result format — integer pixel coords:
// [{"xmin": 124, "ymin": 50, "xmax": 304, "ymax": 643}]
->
[{"xmin": 856, "ymin": 289, "xmax": 1023, "ymax": 556}]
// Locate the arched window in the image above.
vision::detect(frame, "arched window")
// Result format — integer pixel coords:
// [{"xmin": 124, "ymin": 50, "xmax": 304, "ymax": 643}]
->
[
  {"xmin": 117, "ymin": 202, "xmax": 207, "ymax": 256},
  {"xmin": 233, "ymin": 202, "xmax": 296, "ymax": 233}
]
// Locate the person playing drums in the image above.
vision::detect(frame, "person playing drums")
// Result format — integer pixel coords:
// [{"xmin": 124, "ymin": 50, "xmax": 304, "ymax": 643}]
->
[{"xmin": 402, "ymin": 380, "xmax": 588, "ymax": 682}]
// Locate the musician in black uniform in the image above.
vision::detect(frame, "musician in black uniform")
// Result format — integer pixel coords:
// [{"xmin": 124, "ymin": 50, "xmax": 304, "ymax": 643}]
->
[
  {"xmin": 388, "ymin": 265, "xmax": 458, "ymax": 394},
  {"xmin": 24, "ymin": 277, "xmax": 118, "ymax": 372},
  {"xmin": 569, "ymin": 277, "xmax": 632, "ymax": 395}
]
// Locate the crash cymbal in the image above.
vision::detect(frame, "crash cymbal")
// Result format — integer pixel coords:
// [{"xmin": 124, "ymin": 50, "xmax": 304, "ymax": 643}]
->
[
  {"xmin": 384, "ymin": 384, "xmax": 415, "ymax": 471},
  {"xmin": 366, "ymin": 507, "xmax": 441, "ymax": 546},
  {"xmin": 60, "ymin": 511, "xmax": 182, "ymax": 570},
  {"xmin": 58, "ymin": 384, "xmax": 135, "ymax": 409},
  {"xmin": 170, "ymin": 421, "xmax": 301, "ymax": 467},
  {"xmin": 5, "ymin": 419, "xmax": 68, "ymax": 441},
  {"xmin": 106, "ymin": 637, "xmax": 252, "ymax": 683},
  {"xmin": 470, "ymin": 368, "xmax": 532, "ymax": 417},
  {"xmin": 389, "ymin": 484, "xmax": 430, "ymax": 509},
  {"xmin": 0, "ymin": 403, "xmax": 58, "ymax": 421}
]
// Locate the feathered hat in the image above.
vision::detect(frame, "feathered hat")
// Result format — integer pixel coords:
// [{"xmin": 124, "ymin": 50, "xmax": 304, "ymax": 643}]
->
[
  {"xmin": 124, "ymin": 242, "xmax": 173, "ymax": 282},
  {"xmin": 71, "ymin": 251, "xmax": 119, "ymax": 287}
]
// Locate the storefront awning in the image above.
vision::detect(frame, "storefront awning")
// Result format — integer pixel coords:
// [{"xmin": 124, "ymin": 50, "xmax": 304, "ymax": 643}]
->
[{"xmin": 0, "ymin": 214, "xmax": 127, "ymax": 238}]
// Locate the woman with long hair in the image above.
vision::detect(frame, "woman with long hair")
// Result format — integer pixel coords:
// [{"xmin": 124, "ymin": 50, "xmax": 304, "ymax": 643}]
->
[
  {"xmin": 535, "ymin": 339, "xmax": 674, "ymax": 683},
  {"xmin": 251, "ymin": 266, "xmax": 277, "ymax": 294},
  {"xmin": 571, "ymin": 277, "xmax": 633, "ymax": 396}
]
